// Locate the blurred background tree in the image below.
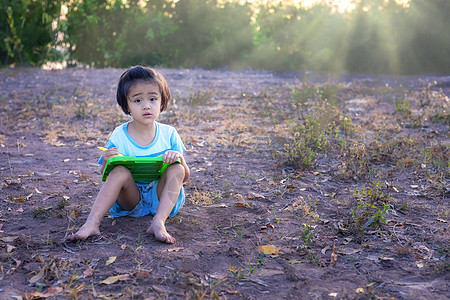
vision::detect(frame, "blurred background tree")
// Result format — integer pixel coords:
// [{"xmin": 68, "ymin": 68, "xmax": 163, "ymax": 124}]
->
[{"xmin": 1, "ymin": 0, "xmax": 449, "ymax": 74}]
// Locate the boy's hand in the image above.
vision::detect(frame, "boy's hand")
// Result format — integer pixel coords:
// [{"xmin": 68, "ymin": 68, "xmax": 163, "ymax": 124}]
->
[
  {"xmin": 162, "ymin": 150, "xmax": 183, "ymax": 164},
  {"xmin": 103, "ymin": 147, "xmax": 121, "ymax": 162}
]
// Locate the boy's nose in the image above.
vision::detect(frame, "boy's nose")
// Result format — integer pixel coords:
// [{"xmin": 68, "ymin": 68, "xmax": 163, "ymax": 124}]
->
[{"xmin": 143, "ymin": 100, "xmax": 151, "ymax": 109}]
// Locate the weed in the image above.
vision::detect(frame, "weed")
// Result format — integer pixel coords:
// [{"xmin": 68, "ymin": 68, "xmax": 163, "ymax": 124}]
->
[
  {"xmin": 351, "ymin": 202, "xmax": 390, "ymax": 229},
  {"xmin": 190, "ymin": 187, "xmax": 222, "ymax": 206},
  {"xmin": 395, "ymin": 98, "xmax": 411, "ymax": 116},
  {"xmin": 306, "ymin": 252, "xmax": 323, "ymax": 267},
  {"xmin": 136, "ymin": 233, "xmax": 142, "ymax": 247},
  {"xmin": 180, "ymin": 90, "xmax": 213, "ymax": 107},
  {"xmin": 352, "ymin": 182, "xmax": 392, "ymax": 204},
  {"xmin": 337, "ymin": 141, "xmax": 370, "ymax": 180},
  {"xmin": 229, "ymin": 256, "xmax": 265, "ymax": 280},
  {"xmin": 57, "ymin": 197, "xmax": 70, "ymax": 209},
  {"xmin": 301, "ymin": 224, "xmax": 315, "ymax": 247},
  {"xmin": 33, "ymin": 207, "xmax": 52, "ymax": 219}
]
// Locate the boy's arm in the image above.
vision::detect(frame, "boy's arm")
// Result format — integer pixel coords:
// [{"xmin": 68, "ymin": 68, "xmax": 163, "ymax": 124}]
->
[
  {"xmin": 179, "ymin": 155, "xmax": 190, "ymax": 183},
  {"xmin": 99, "ymin": 148, "xmax": 121, "ymax": 174},
  {"xmin": 162, "ymin": 150, "xmax": 190, "ymax": 182}
]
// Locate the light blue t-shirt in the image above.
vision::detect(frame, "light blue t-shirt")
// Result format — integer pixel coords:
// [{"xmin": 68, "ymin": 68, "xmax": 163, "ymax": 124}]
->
[{"xmin": 98, "ymin": 121, "xmax": 186, "ymax": 167}]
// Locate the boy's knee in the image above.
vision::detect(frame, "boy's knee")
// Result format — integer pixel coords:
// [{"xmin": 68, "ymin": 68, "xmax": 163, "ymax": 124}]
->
[
  {"xmin": 166, "ymin": 163, "xmax": 185, "ymax": 181},
  {"xmin": 108, "ymin": 165, "xmax": 133, "ymax": 180}
]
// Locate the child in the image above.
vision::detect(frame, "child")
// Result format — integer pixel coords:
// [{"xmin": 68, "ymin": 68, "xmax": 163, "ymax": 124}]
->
[{"xmin": 67, "ymin": 66, "xmax": 190, "ymax": 244}]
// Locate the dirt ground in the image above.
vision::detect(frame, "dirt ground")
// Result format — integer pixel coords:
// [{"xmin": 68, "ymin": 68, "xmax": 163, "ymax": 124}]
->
[{"xmin": 0, "ymin": 67, "xmax": 448, "ymax": 299}]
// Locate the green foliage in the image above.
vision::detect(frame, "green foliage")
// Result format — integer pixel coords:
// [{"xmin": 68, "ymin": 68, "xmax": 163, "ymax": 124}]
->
[
  {"xmin": 350, "ymin": 183, "xmax": 392, "ymax": 230},
  {"xmin": 3, "ymin": 0, "xmax": 450, "ymax": 74},
  {"xmin": 1, "ymin": 0, "xmax": 63, "ymax": 66},
  {"xmin": 282, "ymin": 84, "xmax": 349, "ymax": 169}
]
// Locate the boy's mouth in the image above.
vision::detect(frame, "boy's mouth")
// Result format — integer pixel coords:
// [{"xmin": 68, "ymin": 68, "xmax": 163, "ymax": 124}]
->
[{"xmin": 143, "ymin": 112, "xmax": 152, "ymax": 118}]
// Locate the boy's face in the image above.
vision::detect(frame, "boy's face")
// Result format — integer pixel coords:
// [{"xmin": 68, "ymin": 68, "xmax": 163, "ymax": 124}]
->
[{"xmin": 127, "ymin": 82, "xmax": 161, "ymax": 125}]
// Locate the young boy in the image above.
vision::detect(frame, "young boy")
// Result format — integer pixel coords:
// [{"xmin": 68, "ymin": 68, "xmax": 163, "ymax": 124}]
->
[{"xmin": 67, "ymin": 66, "xmax": 190, "ymax": 244}]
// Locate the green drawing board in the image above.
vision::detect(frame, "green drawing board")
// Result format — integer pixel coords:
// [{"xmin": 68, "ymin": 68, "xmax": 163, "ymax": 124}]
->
[{"xmin": 102, "ymin": 156, "xmax": 180, "ymax": 182}]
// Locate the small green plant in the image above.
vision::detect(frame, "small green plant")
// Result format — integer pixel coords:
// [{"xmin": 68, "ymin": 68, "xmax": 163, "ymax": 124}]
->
[
  {"xmin": 395, "ymin": 98, "xmax": 411, "ymax": 116},
  {"xmin": 57, "ymin": 197, "xmax": 70, "ymax": 209},
  {"xmin": 301, "ymin": 224, "xmax": 315, "ymax": 247},
  {"xmin": 181, "ymin": 90, "xmax": 213, "ymax": 106},
  {"xmin": 229, "ymin": 256, "xmax": 265, "ymax": 280},
  {"xmin": 306, "ymin": 252, "xmax": 322, "ymax": 267},
  {"xmin": 33, "ymin": 207, "xmax": 52, "ymax": 219},
  {"xmin": 351, "ymin": 202, "xmax": 390, "ymax": 229}
]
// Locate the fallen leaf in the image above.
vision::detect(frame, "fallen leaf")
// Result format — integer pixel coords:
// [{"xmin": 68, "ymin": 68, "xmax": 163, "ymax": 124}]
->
[
  {"xmin": 6, "ymin": 244, "xmax": 16, "ymax": 253},
  {"xmin": 330, "ymin": 243, "xmax": 337, "ymax": 266},
  {"xmin": 329, "ymin": 293, "xmax": 338, "ymax": 297},
  {"xmin": 355, "ymin": 287, "xmax": 365, "ymax": 294},
  {"xmin": 228, "ymin": 265, "xmax": 241, "ymax": 273},
  {"xmin": 68, "ymin": 210, "xmax": 80, "ymax": 219},
  {"xmin": 416, "ymin": 261, "xmax": 424, "ymax": 269},
  {"xmin": 0, "ymin": 236, "xmax": 19, "ymax": 243},
  {"xmin": 136, "ymin": 271, "xmax": 151, "ymax": 278},
  {"xmin": 410, "ymin": 185, "xmax": 419, "ymax": 189},
  {"xmin": 321, "ymin": 245, "xmax": 330, "ymax": 255},
  {"xmin": 248, "ymin": 192, "xmax": 265, "ymax": 199},
  {"xmin": 259, "ymin": 245, "xmax": 279, "ymax": 255},
  {"xmin": 286, "ymin": 259, "xmax": 304, "ymax": 264},
  {"xmin": 28, "ymin": 287, "xmax": 63, "ymax": 298},
  {"xmin": 105, "ymin": 256, "xmax": 117, "ymax": 266},
  {"xmin": 343, "ymin": 237, "xmax": 353, "ymax": 244},
  {"xmin": 100, "ymin": 274, "xmax": 130, "ymax": 285},
  {"xmin": 120, "ymin": 243, "xmax": 128, "ymax": 250},
  {"xmin": 167, "ymin": 247, "xmax": 184, "ymax": 252},
  {"xmin": 83, "ymin": 268, "xmax": 94, "ymax": 277},
  {"xmin": 378, "ymin": 256, "xmax": 394, "ymax": 261},
  {"xmin": 34, "ymin": 187, "xmax": 42, "ymax": 194},
  {"xmin": 29, "ymin": 265, "xmax": 47, "ymax": 284}
]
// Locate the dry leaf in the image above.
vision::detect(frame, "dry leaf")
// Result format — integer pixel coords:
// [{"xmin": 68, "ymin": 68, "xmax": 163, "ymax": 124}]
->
[
  {"xmin": 105, "ymin": 256, "xmax": 117, "ymax": 266},
  {"xmin": 329, "ymin": 293, "xmax": 338, "ymax": 297},
  {"xmin": 83, "ymin": 268, "xmax": 94, "ymax": 277},
  {"xmin": 286, "ymin": 259, "xmax": 304, "ymax": 264},
  {"xmin": 29, "ymin": 266, "xmax": 47, "ymax": 284},
  {"xmin": 100, "ymin": 274, "xmax": 130, "ymax": 285},
  {"xmin": 167, "ymin": 247, "xmax": 184, "ymax": 252},
  {"xmin": 7, "ymin": 244, "xmax": 16, "ymax": 253},
  {"xmin": 321, "ymin": 245, "xmax": 330, "ymax": 255},
  {"xmin": 248, "ymin": 192, "xmax": 265, "ymax": 199},
  {"xmin": 29, "ymin": 287, "xmax": 63, "ymax": 298},
  {"xmin": 330, "ymin": 243, "xmax": 338, "ymax": 266},
  {"xmin": 228, "ymin": 265, "xmax": 241, "ymax": 273},
  {"xmin": 136, "ymin": 271, "xmax": 151, "ymax": 278},
  {"xmin": 0, "ymin": 236, "xmax": 19, "ymax": 243},
  {"xmin": 378, "ymin": 256, "xmax": 394, "ymax": 261},
  {"xmin": 120, "ymin": 243, "xmax": 128, "ymax": 250},
  {"xmin": 259, "ymin": 245, "xmax": 279, "ymax": 255}
]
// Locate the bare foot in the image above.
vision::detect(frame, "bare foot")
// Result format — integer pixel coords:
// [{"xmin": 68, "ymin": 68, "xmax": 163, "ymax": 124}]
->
[
  {"xmin": 146, "ymin": 220, "xmax": 176, "ymax": 244},
  {"xmin": 66, "ymin": 223, "xmax": 100, "ymax": 241}
]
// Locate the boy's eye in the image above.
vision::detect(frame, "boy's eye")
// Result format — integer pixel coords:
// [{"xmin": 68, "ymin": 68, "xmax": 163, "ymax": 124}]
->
[
  {"xmin": 135, "ymin": 99, "xmax": 142, "ymax": 103},
  {"xmin": 150, "ymin": 97, "xmax": 156, "ymax": 102}
]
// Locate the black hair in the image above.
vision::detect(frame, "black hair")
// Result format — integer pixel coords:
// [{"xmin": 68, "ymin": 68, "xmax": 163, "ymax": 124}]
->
[{"xmin": 116, "ymin": 66, "xmax": 171, "ymax": 115}]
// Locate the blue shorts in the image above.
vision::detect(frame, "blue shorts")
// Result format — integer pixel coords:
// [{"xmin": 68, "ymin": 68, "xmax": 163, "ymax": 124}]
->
[{"xmin": 109, "ymin": 180, "xmax": 185, "ymax": 218}]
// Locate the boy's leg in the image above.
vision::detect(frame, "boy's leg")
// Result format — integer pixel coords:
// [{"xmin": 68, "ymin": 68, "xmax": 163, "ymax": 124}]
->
[
  {"xmin": 67, "ymin": 166, "xmax": 140, "ymax": 240},
  {"xmin": 146, "ymin": 163, "xmax": 185, "ymax": 244}
]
